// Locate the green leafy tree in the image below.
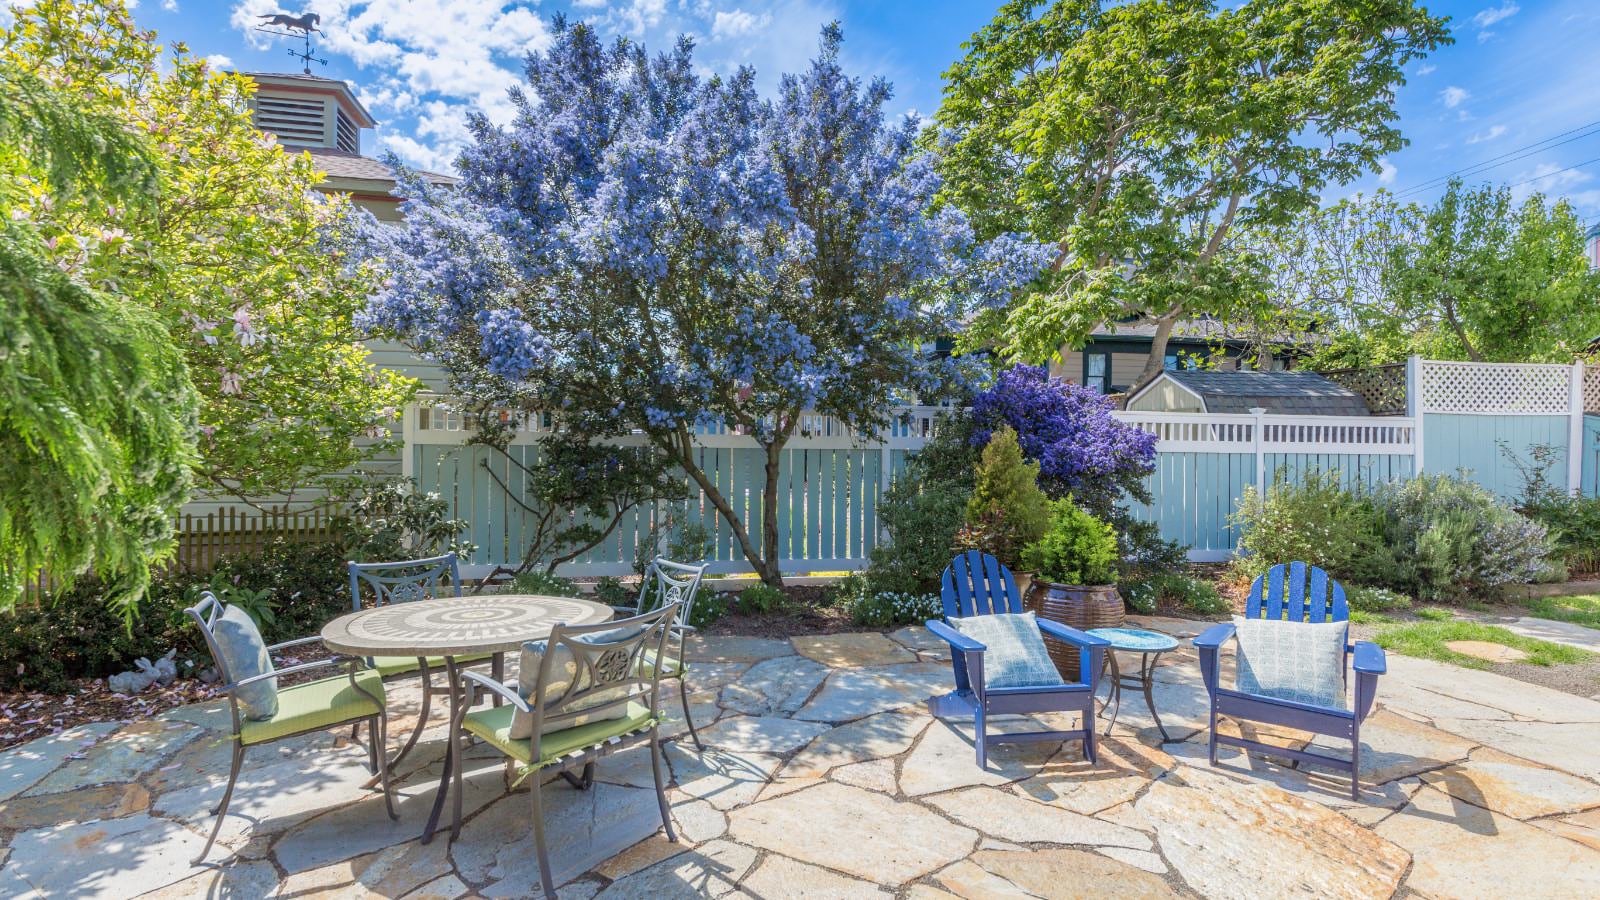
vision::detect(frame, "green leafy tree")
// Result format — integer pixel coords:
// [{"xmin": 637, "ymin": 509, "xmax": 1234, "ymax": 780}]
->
[
  {"xmin": 1256, "ymin": 181, "xmax": 1600, "ymax": 367},
  {"xmin": 5, "ymin": 0, "xmax": 416, "ymax": 502},
  {"xmin": 937, "ymin": 0, "xmax": 1450, "ymax": 380},
  {"xmin": 0, "ymin": 61, "xmax": 197, "ymax": 612}
]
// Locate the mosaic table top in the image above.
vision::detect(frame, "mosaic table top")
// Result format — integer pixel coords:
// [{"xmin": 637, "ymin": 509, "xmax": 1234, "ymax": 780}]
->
[{"xmin": 321, "ymin": 594, "xmax": 614, "ymax": 657}]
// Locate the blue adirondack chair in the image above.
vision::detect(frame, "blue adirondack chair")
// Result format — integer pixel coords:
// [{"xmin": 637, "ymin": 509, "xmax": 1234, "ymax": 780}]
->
[
  {"xmin": 1193, "ymin": 561, "xmax": 1387, "ymax": 800},
  {"xmin": 926, "ymin": 551, "xmax": 1109, "ymax": 768}
]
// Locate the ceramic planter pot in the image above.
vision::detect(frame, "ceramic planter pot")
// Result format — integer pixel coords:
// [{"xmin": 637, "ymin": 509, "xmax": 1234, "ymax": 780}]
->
[{"xmin": 1025, "ymin": 580, "xmax": 1124, "ymax": 679}]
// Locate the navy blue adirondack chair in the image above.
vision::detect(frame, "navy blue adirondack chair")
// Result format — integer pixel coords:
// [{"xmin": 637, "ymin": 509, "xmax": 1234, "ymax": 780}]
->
[
  {"xmin": 1193, "ymin": 561, "xmax": 1387, "ymax": 800},
  {"xmin": 926, "ymin": 551, "xmax": 1109, "ymax": 768}
]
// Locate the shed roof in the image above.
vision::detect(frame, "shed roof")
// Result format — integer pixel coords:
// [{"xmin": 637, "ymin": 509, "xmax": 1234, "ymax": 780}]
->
[{"xmin": 1135, "ymin": 370, "xmax": 1371, "ymax": 416}]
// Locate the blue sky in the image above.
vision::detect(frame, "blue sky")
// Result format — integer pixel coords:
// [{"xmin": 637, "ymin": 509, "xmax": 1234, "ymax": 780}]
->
[{"xmin": 138, "ymin": 1, "xmax": 1600, "ymax": 222}]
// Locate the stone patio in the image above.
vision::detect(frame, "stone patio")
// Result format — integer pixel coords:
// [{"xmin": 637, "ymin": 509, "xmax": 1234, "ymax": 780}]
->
[{"xmin": 3, "ymin": 616, "xmax": 1600, "ymax": 897}]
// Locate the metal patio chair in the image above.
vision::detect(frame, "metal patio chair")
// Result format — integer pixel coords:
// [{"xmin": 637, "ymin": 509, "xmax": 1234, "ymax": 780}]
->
[
  {"xmin": 347, "ymin": 552, "xmax": 496, "ymax": 769},
  {"xmin": 185, "ymin": 590, "xmax": 395, "ymax": 864},
  {"xmin": 607, "ymin": 557, "xmax": 709, "ymax": 750},
  {"xmin": 449, "ymin": 602, "xmax": 683, "ymax": 899}
]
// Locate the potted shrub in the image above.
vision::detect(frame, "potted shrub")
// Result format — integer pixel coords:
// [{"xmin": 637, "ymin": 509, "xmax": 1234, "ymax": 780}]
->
[{"xmin": 1020, "ymin": 498, "xmax": 1121, "ymax": 677}]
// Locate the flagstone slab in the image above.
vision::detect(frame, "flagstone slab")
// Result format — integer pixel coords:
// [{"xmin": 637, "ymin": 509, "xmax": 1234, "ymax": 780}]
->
[
  {"xmin": 781, "ymin": 709, "xmax": 929, "ymax": 779},
  {"xmin": 742, "ymin": 854, "xmax": 893, "ymax": 898},
  {"xmin": 1535, "ymin": 807, "xmax": 1600, "ymax": 852},
  {"xmin": 6, "ymin": 812, "xmax": 206, "ymax": 899},
  {"xmin": 1166, "ymin": 740, "xmax": 1423, "ymax": 812},
  {"xmin": 274, "ymin": 837, "xmax": 452, "ymax": 898},
  {"xmin": 1095, "ymin": 846, "xmax": 1168, "ymax": 875},
  {"xmin": 1431, "ymin": 717, "xmax": 1600, "ymax": 779},
  {"xmin": 666, "ymin": 745, "xmax": 782, "ymax": 811},
  {"xmin": 1378, "ymin": 785, "xmax": 1600, "ymax": 898},
  {"xmin": 793, "ymin": 633, "xmax": 916, "ymax": 667},
  {"xmin": 592, "ymin": 834, "xmax": 690, "ymax": 881},
  {"xmin": 829, "ymin": 758, "xmax": 898, "ymax": 793},
  {"xmin": 155, "ymin": 699, "xmax": 231, "ymax": 732},
  {"xmin": 1383, "ymin": 654, "xmax": 1600, "ymax": 723},
  {"xmin": 719, "ymin": 655, "xmax": 829, "ymax": 716},
  {"xmin": 660, "ymin": 689, "xmax": 723, "ymax": 743},
  {"xmin": 670, "ymin": 797, "xmax": 728, "ymax": 843},
  {"xmin": 889, "ymin": 625, "xmax": 946, "ymax": 654},
  {"xmin": 698, "ymin": 715, "xmax": 830, "ymax": 755},
  {"xmin": 0, "ymin": 723, "xmax": 117, "ymax": 802},
  {"xmin": 26, "ymin": 719, "xmax": 199, "ymax": 796},
  {"xmin": 1306, "ymin": 709, "xmax": 1475, "ymax": 783},
  {"xmin": 1503, "ymin": 617, "xmax": 1600, "ymax": 653},
  {"xmin": 792, "ymin": 663, "xmax": 951, "ymax": 723},
  {"xmin": 409, "ymin": 873, "xmax": 470, "ymax": 899},
  {"xmin": 451, "ymin": 781, "xmax": 663, "ymax": 893},
  {"xmin": 1417, "ymin": 746, "xmax": 1600, "ymax": 819},
  {"xmin": 932, "ymin": 859, "xmax": 1038, "ymax": 897},
  {"xmin": 926, "ymin": 786, "xmax": 1153, "ymax": 850},
  {"xmin": 685, "ymin": 635, "xmax": 792, "ymax": 664},
  {"xmin": 967, "ymin": 848, "xmax": 1178, "ymax": 899},
  {"xmin": 1136, "ymin": 767, "xmax": 1410, "ymax": 900},
  {"xmin": 728, "ymin": 782, "xmax": 977, "ymax": 882},
  {"xmin": 593, "ymin": 839, "xmax": 757, "ymax": 899},
  {"xmin": 1013, "ymin": 736, "xmax": 1172, "ymax": 815},
  {"xmin": 898, "ymin": 718, "xmax": 1061, "ymax": 797},
  {"xmin": 0, "ymin": 781, "xmax": 148, "ymax": 829},
  {"xmin": 682, "ymin": 662, "xmax": 750, "ymax": 693},
  {"xmin": 130, "ymin": 858, "xmax": 280, "ymax": 899},
  {"xmin": 1444, "ymin": 639, "xmax": 1529, "ymax": 662}
]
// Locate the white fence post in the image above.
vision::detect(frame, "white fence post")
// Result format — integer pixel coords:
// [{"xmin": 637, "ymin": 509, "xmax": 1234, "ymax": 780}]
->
[
  {"xmin": 1569, "ymin": 361, "xmax": 1585, "ymax": 495},
  {"xmin": 1250, "ymin": 406, "xmax": 1267, "ymax": 487},
  {"xmin": 1406, "ymin": 355, "xmax": 1425, "ymax": 475}
]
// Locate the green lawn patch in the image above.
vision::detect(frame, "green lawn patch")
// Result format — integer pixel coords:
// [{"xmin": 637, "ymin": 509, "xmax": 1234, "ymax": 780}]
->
[
  {"xmin": 1372, "ymin": 619, "xmax": 1593, "ymax": 669},
  {"xmin": 1517, "ymin": 594, "xmax": 1600, "ymax": 630}
]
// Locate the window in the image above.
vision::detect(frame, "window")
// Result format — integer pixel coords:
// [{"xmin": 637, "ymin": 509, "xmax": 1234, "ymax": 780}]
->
[
  {"xmin": 1085, "ymin": 352, "xmax": 1110, "ymax": 394},
  {"xmin": 1165, "ymin": 349, "xmax": 1199, "ymax": 371}
]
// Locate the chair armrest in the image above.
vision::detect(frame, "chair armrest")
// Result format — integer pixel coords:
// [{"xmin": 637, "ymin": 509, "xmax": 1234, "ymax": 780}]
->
[
  {"xmin": 266, "ymin": 635, "xmax": 326, "ymax": 654},
  {"xmin": 1036, "ymin": 619, "xmax": 1110, "ymax": 648},
  {"xmin": 1192, "ymin": 622, "xmax": 1236, "ymax": 694},
  {"xmin": 1352, "ymin": 641, "xmax": 1386, "ymax": 675},
  {"xmin": 926, "ymin": 619, "xmax": 986, "ymax": 654},
  {"xmin": 671, "ymin": 623, "xmax": 697, "ymax": 635},
  {"xmin": 461, "ymin": 670, "xmax": 531, "ymax": 712},
  {"xmin": 229, "ymin": 655, "xmax": 356, "ymax": 690},
  {"xmin": 1193, "ymin": 622, "xmax": 1236, "ymax": 651},
  {"xmin": 608, "ymin": 604, "xmax": 639, "ymax": 616}
]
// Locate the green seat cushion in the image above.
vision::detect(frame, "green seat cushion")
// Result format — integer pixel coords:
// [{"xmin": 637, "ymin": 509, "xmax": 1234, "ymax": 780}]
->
[
  {"xmin": 371, "ymin": 652, "xmax": 493, "ymax": 677},
  {"xmin": 463, "ymin": 701, "xmax": 656, "ymax": 767},
  {"xmin": 641, "ymin": 650, "xmax": 686, "ymax": 679},
  {"xmin": 240, "ymin": 669, "xmax": 386, "ymax": 745}
]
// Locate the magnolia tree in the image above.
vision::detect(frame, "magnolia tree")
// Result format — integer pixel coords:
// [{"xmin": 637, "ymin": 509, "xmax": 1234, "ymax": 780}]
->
[{"xmin": 355, "ymin": 23, "xmax": 1048, "ymax": 586}]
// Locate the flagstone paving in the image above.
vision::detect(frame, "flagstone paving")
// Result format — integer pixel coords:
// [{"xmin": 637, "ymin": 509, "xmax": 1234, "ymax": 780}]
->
[{"xmin": 1, "ymin": 621, "xmax": 1599, "ymax": 897}]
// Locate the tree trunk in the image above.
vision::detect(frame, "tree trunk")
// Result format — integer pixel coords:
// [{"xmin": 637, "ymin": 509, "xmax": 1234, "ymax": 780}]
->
[
  {"xmin": 1440, "ymin": 296, "xmax": 1484, "ymax": 361},
  {"xmin": 1133, "ymin": 314, "xmax": 1179, "ymax": 387},
  {"xmin": 657, "ymin": 429, "xmax": 785, "ymax": 588},
  {"xmin": 760, "ymin": 440, "xmax": 785, "ymax": 589}
]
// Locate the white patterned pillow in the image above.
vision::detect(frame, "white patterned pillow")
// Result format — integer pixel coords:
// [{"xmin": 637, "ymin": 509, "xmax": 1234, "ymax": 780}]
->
[
  {"xmin": 951, "ymin": 613, "xmax": 1064, "ymax": 689},
  {"xmin": 1233, "ymin": 616, "xmax": 1348, "ymax": 710}
]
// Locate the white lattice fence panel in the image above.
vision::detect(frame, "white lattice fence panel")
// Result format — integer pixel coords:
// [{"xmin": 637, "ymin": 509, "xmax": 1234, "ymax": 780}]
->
[
  {"xmin": 1419, "ymin": 361, "xmax": 1572, "ymax": 414},
  {"xmin": 1585, "ymin": 366, "xmax": 1600, "ymax": 414},
  {"xmin": 1115, "ymin": 413, "xmax": 1257, "ymax": 452}
]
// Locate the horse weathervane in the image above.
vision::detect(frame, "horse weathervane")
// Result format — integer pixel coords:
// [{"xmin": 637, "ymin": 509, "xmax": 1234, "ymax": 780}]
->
[{"xmin": 255, "ymin": 10, "xmax": 327, "ymax": 75}]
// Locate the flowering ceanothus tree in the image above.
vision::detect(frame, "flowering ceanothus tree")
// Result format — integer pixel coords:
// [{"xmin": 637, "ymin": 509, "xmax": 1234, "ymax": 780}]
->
[
  {"xmin": 354, "ymin": 22, "xmax": 1049, "ymax": 586},
  {"xmin": 971, "ymin": 366, "xmax": 1157, "ymax": 517}
]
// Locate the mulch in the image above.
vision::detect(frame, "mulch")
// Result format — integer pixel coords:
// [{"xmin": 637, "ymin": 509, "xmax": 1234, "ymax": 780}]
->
[
  {"xmin": 0, "ymin": 679, "xmax": 216, "ymax": 753},
  {"xmin": 702, "ymin": 585, "xmax": 860, "ymax": 639}
]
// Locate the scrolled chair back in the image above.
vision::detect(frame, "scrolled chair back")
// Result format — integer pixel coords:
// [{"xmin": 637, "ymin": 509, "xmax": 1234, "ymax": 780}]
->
[
  {"xmin": 527, "ymin": 602, "xmax": 682, "ymax": 740},
  {"xmin": 346, "ymin": 552, "xmax": 462, "ymax": 611},
  {"xmin": 634, "ymin": 558, "xmax": 707, "ymax": 626}
]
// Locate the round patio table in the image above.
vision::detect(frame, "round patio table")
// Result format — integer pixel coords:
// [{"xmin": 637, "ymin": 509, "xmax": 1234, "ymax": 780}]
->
[
  {"xmin": 1086, "ymin": 627, "xmax": 1180, "ymax": 743},
  {"xmin": 322, "ymin": 593, "xmax": 613, "ymax": 844}
]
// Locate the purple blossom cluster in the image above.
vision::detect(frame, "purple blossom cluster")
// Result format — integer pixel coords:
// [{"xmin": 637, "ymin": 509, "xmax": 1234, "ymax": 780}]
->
[
  {"xmin": 971, "ymin": 365, "xmax": 1158, "ymax": 513},
  {"xmin": 347, "ymin": 21, "xmax": 1052, "ymax": 442}
]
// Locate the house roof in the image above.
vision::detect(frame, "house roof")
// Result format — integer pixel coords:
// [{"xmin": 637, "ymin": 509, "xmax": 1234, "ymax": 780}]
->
[
  {"xmin": 300, "ymin": 146, "xmax": 457, "ymax": 186},
  {"xmin": 1132, "ymin": 370, "xmax": 1371, "ymax": 416}
]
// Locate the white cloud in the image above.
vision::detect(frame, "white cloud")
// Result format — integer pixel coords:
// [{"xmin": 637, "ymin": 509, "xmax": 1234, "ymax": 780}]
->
[
  {"xmin": 1466, "ymin": 124, "xmax": 1506, "ymax": 144},
  {"xmin": 376, "ymin": 132, "xmax": 459, "ymax": 173},
  {"xmin": 1510, "ymin": 162, "xmax": 1593, "ymax": 203},
  {"xmin": 712, "ymin": 8, "xmax": 771, "ymax": 40},
  {"xmin": 205, "ymin": 53, "xmax": 234, "ymax": 70},
  {"xmin": 1377, "ymin": 159, "xmax": 1397, "ymax": 186},
  {"xmin": 1440, "ymin": 85, "xmax": 1470, "ymax": 108},
  {"xmin": 1415, "ymin": 64, "xmax": 1436, "ymax": 76},
  {"xmin": 162, "ymin": 0, "xmax": 179, "ymax": 10},
  {"xmin": 1472, "ymin": 3, "xmax": 1520, "ymax": 29}
]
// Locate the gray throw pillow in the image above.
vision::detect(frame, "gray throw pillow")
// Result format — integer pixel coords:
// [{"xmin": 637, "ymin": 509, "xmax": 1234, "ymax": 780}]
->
[
  {"xmin": 509, "ymin": 625, "xmax": 644, "ymax": 739},
  {"xmin": 951, "ymin": 612, "xmax": 1064, "ymax": 689},
  {"xmin": 214, "ymin": 604, "xmax": 278, "ymax": 720},
  {"xmin": 1233, "ymin": 615, "xmax": 1348, "ymax": 710}
]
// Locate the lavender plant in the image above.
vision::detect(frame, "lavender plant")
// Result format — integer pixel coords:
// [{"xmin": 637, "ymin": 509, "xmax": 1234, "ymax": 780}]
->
[{"xmin": 351, "ymin": 22, "xmax": 1050, "ymax": 587}]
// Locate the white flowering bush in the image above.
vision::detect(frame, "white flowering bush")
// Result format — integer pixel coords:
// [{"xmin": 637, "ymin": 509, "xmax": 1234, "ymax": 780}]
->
[{"xmin": 849, "ymin": 589, "xmax": 942, "ymax": 628}]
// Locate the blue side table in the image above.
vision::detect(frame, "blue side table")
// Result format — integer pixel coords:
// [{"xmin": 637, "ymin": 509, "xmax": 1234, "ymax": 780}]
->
[{"xmin": 1086, "ymin": 627, "xmax": 1180, "ymax": 742}]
